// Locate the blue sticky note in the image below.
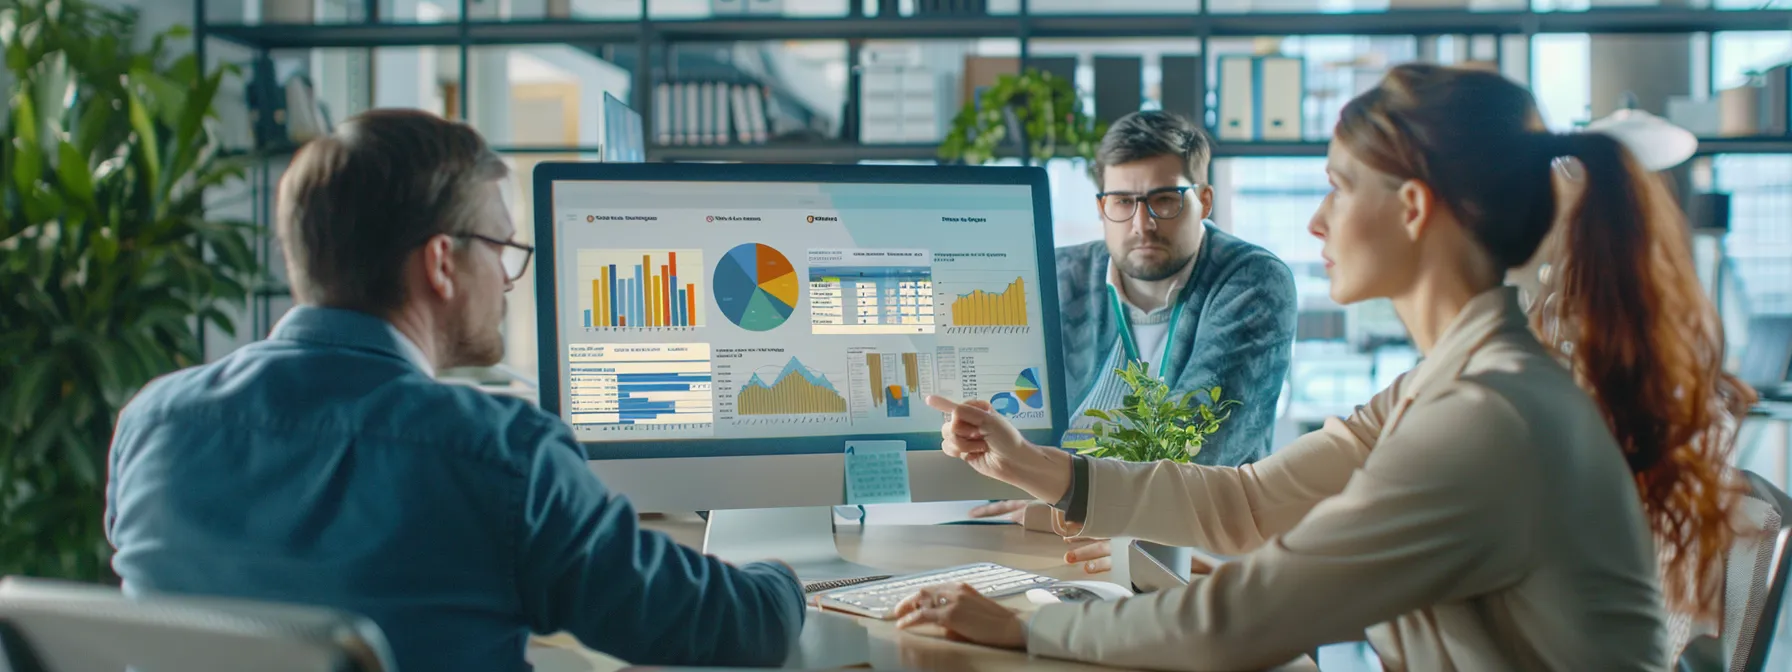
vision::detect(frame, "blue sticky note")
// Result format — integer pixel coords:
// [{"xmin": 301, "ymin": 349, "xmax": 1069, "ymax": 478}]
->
[{"xmin": 845, "ymin": 440, "xmax": 912, "ymax": 505}]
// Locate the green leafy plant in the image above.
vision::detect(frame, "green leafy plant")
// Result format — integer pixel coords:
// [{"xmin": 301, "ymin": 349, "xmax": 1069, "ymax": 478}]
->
[
  {"xmin": 937, "ymin": 68, "xmax": 1107, "ymax": 166},
  {"xmin": 1065, "ymin": 361, "xmax": 1242, "ymax": 463},
  {"xmin": 0, "ymin": 0, "xmax": 259, "ymax": 581}
]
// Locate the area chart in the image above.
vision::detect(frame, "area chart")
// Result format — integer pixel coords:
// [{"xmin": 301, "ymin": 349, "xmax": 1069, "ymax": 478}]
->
[{"xmin": 739, "ymin": 357, "xmax": 848, "ymax": 415}]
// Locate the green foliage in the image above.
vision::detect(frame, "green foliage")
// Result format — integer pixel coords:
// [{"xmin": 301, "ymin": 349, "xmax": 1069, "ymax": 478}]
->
[
  {"xmin": 937, "ymin": 68, "xmax": 1107, "ymax": 166},
  {"xmin": 0, "ymin": 0, "xmax": 258, "ymax": 581},
  {"xmin": 1064, "ymin": 361, "xmax": 1242, "ymax": 464}
]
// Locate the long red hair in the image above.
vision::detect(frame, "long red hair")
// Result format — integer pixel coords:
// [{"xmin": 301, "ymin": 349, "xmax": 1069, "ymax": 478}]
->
[{"xmin": 1336, "ymin": 63, "xmax": 1756, "ymax": 617}]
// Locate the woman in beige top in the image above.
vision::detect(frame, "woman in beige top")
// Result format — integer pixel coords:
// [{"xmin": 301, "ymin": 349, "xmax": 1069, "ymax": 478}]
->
[{"xmin": 893, "ymin": 64, "xmax": 1755, "ymax": 670}]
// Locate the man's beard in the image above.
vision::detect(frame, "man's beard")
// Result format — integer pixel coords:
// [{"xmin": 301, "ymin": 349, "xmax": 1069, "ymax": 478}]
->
[
  {"xmin": 445, "ymin": 303, "xmax": 506, "ymax": 369},
  {"xmin": 1115, "ymin": 247, "xmax": 1196, "ymax": 282}
]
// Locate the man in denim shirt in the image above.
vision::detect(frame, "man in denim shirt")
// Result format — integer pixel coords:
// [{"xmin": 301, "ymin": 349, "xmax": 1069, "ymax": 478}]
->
[
  {"xmin": 971, "ymin": 112, "xmax": 1298, "ymax": 571},
  {"xmin": 105, "ymin": 110, "xmax": 805, "ymax": 671}
]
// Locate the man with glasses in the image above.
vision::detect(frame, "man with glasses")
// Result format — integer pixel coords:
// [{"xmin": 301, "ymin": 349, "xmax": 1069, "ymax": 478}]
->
[
  {"xmin": 970, "ymin": 112, "xmax": 1297, "ymax": 572},
  {"xmin": 104, "ymin": 110, "xmax": 806, "ymax": 671}
]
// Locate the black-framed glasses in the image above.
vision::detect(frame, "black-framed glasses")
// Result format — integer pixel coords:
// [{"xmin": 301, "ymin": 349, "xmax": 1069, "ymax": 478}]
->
[
  {"xmin": 458, "ymin": 233, "xmax": 535, "ymax": 282},
  {"xmin": 1096, "ymin": 185, "xmax": 1195, "ymax": 223}
]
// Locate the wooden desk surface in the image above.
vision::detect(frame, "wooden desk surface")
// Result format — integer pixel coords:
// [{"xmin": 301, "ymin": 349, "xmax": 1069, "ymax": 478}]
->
[{"xmin": 531, "ymin": 514, "xmax": 1317, "ymax": 672}]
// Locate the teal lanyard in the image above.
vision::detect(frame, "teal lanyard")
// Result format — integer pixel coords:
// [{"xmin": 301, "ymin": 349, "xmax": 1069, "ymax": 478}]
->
[{"xmin": 1107, "ymin": 286, "xmax": 1183, "ymax": 376}]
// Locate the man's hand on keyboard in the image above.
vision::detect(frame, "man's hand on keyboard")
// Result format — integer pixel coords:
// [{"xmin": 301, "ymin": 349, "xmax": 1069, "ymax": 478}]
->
[{"xmin": 892, "ymin": 583, "xmax": 1026, "ymax": 650}]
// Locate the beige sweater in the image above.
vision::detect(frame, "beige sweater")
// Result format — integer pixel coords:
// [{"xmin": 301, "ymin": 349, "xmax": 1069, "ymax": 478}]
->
[{"xmin": 1027, "ymin": 287, "xmax": 1668, "ymax": 671}]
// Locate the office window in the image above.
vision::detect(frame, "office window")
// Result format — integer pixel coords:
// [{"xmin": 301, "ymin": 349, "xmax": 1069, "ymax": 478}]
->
[
  {"xmin": 464, "ymin": 46, "xmax": 633, "ymax": 148},
  {"xmin": 1220, "ymin": 157, "xmax": 1413, "ymax": 431},
  {"xmin": 1715, "ymin": 155, "xmax": 1792, "ymax": 319},
  {"xmin": 1530, "ymin": 33, "xmax": 1591, "ymax": 131},
  {"xmin": 1710, "ymin": 31, "xmax": 1792, "ymax": 328},
  {"xmin": 1713, "ymin": 31, "xmax": 1792, "ymax": 91}
]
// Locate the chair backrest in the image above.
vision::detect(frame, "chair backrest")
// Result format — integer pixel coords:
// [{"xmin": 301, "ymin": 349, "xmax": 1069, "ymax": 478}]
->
[
  {"xmin": 0, "ymin": 577, "xmax": 396, "ymax": 672},
  {"xmin": 1732, "ymin": 471, "xmax": 1792, "ymax": 672}
]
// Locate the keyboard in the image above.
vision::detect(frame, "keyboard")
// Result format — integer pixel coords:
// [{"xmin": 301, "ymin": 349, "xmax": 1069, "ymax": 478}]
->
[
  {"xmin": 810, "ymin": 562, "xmax": 1056, "ymax": 619},
  {"xmin": 802, "ymin": 575, "xmax": 893, "ymax": 594}
]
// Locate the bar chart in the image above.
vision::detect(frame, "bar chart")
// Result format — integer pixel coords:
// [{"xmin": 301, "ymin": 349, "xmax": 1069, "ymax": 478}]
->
[
  {"xmin": 848, "ymin": 350, "xmax": 934, "ymax": 420},
  {"xmin": 577, "ymin": 249, "xmax": 705, "ymax": 329},
  {"xmin": 566, "ymin": 342, "xmax": 714, "ymax": 430},
  {"xmin": 949, "ymin": 277, "xmax": 1028, "ymax": 326}
]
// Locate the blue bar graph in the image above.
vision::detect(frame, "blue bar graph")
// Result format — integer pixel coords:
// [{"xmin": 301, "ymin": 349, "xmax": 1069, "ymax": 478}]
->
[
  {"xmin": 617, "ymin": 371, "xmax": 711, "ymax": 423},
  {"xmin": 565, "ymin": 343, "xmax": 715, "ymax": 428},
  {"xmin": 630, "ymin": 277, "xmax": 642, "ymax": 327},
  {"xmin": 608, "ymin": 264, "xmax": 619, "ymax": 326},
  {"xmin": 584, "ymin": 310, "xmax": 591, "ymax": 328}
]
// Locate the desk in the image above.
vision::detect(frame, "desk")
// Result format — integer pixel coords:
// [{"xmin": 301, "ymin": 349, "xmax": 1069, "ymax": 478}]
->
[{"xmin": 530, "ymin": 514, "xmax": 1318, "ymax": 672}]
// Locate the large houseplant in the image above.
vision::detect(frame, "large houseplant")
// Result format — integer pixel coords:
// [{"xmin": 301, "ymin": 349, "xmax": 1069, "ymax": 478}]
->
[
  {"xmin": 937, "ymin": 68, "xmax": 1107, "ymax": 166},
  {"xmin": 0, "ymin": 0, "xmax": 259, "ymax": 581},
  {"xmin": 1065, "ymin": 360, "xmax": 1242, "ymax": 462}
]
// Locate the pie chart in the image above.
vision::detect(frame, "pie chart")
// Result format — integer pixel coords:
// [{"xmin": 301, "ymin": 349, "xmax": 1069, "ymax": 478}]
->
[
  {"xmin": 992, "ymin": 368, "xmax": 1044, "ymax": 417},
  {"xmin": 1015, "ymin": 368, "xmax": 1043, "ymax": 409},
  {"xmin": 714, "ymin": 243, "xmax": 799, "ymax": 331}
]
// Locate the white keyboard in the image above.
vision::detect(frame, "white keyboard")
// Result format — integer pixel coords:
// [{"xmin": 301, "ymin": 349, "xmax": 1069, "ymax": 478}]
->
[{"xmin": 810, "ymin": 562, "xmax": 1056, "ymax": 619}]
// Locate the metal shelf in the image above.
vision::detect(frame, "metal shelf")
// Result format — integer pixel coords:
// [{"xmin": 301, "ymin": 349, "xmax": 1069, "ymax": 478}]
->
[
  {"xmin": 647, "ymin": 142, "xmax": 941, "ymax": 163},
  {"xmin": 206, "ymin": 18, "xmax": 639, "ymax": 50},
  {"xmin": 227, "ymin": 137, "xmax": 1792, "ymax": 164},
  {"xmin": 650, "ymin": 15, "xmax": 1023, "ymax": 42},
  {"xmin": 1213, "ymin": 141, "xmax": 1328, "ymax": 158},
  {"xmin": 201, "ymin": 8, "xmax": 1792, "ymax": 50},
  {"xmin": 206, "ymin": 21, "xmax": 463, "ymax": 49},
  {"xmin": 1693, "ymin": 137, "xmax": 1792, "ymax": 156}
]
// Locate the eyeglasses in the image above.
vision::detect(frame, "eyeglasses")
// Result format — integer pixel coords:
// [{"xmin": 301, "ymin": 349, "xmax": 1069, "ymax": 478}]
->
[
  {"xmin": 457, "ymin": 233, "xmax": 535, "ymax": 282},
  {"xmin": 1096, "ymin": 185, "xmax": 1195, "ymax": 223}
]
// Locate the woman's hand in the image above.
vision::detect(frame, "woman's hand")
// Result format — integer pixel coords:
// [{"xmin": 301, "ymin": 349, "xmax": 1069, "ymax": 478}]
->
[
  {"xmin": 1065, "ymin": 537, "xmax": 1113, "ymax": 573},
  {"xmin": 968, "ymin": 499, "xmax": 1030, "ymax": 522},
  {"xmin": 925, "ymin": 395, "xmax": 1073, "ymax": 504},
  {"xmin": 892, "ymin": 583, "xmax": 1027, "ymax": 650}
]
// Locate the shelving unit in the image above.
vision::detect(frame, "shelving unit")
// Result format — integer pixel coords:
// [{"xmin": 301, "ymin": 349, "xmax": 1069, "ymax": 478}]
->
[
  {"xmin": 197, "ymin": 5, "xmax": 1792, "ymax": 162},
  {"xmin": 196, "ymin": 2, "xmax": 1792, "ymax": 342}
]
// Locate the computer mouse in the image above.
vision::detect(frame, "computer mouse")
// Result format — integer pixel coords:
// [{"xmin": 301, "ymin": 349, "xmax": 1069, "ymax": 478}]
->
[
  {"xmin": 1046, "ymin": 584, "xmax": 1101, "ymax": 602},
  {"xmin": 1025, "ymin": 581, "xmax": 1130, "ymax": 605}
]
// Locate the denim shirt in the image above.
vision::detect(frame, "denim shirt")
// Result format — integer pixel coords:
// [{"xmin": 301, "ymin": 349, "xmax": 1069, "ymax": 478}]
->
[{"xmin": 105, "ymin": 306, "xmax": 805, "ymax": 671}]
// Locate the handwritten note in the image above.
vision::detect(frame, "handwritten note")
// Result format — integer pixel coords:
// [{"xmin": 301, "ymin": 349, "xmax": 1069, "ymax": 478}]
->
[{"xmin": 844, "ymin": 441, "xmax": 912, "ymax": 505}]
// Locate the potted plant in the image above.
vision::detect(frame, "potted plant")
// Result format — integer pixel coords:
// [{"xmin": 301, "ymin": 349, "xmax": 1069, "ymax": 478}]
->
[
  {"xmin": 0, "ymin": 0, "xmax": 260, "ymax": 581},
  {"xmin": 1064, "ymin": 360, "xmax": 1241, "ymax": 461},
  {"xmin": 937, "ymin": 68, "xmax": 1107, "ymax": 166},
  {"xmin": 1064, "ymin": 360, "xmax": 1242, "ymax": 586}
]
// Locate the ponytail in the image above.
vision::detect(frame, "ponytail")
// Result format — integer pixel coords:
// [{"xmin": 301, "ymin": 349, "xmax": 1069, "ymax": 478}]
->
[{"xmin": 1530, "ymin": 132, "xmax": 1756, "ymax": 618}]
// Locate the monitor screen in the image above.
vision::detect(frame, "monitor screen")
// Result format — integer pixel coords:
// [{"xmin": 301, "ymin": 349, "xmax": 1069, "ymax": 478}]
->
[
  {"xmin": 602, "ymin": 93, "xmax": 645, "ymax": 163},
  {"xmin": 534, "ymin": 164, "xmax": 1066, "ymax": 461}
]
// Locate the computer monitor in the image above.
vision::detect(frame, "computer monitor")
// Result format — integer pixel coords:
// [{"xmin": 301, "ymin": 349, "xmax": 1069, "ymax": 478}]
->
[
  {"xmin": 532, "ymin": 163, "xmax": 1067, "ymax": 577},
  {"xmin": 601, "ymin": 93, "xmax": 644, "ymax": 163}
]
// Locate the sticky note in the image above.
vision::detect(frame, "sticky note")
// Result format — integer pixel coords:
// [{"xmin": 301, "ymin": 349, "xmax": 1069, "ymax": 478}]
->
[{"xmin": 844, "ymin": 440, "xmax": 912, "ymax": 505}]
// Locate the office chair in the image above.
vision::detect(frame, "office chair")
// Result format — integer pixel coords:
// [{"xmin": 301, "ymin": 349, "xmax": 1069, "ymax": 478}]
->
[
  {"xmin": 0, "ymin": 576, "xmax": 395, "ymax": 672},
  {"xmin": 1675, "ymin": 470, "xmax": 1792, "ymax": 672}
]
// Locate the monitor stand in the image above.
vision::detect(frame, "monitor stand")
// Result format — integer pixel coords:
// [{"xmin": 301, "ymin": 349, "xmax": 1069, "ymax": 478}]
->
[{"xmin": 702, "ymin": 507, "xmax": 884, "ymax": 581}]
